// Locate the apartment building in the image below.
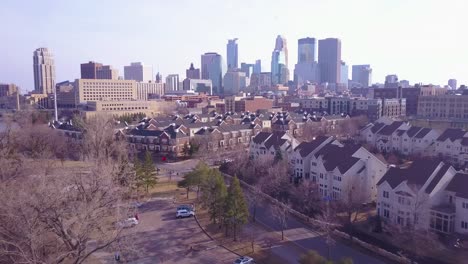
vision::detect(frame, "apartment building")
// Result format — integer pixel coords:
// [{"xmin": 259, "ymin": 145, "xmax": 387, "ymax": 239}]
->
[
  {"xmin": 136, "ymin": 81, "xmax": 164, "ymax": 100},
  {"xmin": 377, "ymin": 160, "xmax": 468, "ymax": 235},
  {"xmin": 290, "ymin": 136, "xmax": 334, "ymax": 180},
  {"xmin": 249, "ymin": 131, "xmax": 299, "ymax": 160},
  {"xmin": 418, "ymin": 94, "xmax": 468, "ymax": 119}
]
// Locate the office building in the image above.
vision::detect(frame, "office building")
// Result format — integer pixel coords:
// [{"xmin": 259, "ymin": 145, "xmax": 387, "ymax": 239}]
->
[
  {"xmin": 298, "ymin": 37, "xmax": 316, "ymax": 63},
  {"xmin": 399, "ymin": 80, "xmax": 410, "ymax": 88},
  {"xmin": 318, "ymin": 38, "xmax": 341, "ymax": 84},
  {"xmin": 165, "ymin": 74, "xmax": 180, "ymax": 92},
  {"xmin": 124, "ymin": 62, "xmax": 153, "ymax": 82},
  {"xmin": 418, "ymin": 94, "xmax": 468, "ymax": 119},
  {"xmin": 186, "ymin": 63, "xmax": 200, "ymax": 79},
  {"xmin": 33, "ymin": 47, "xmax": 55, "ymax": 94},
  {"xmin": 0, "ymin": 83, "xmax": 18, "ymax": 97},
  {"xmin": 240, "ymin": 63, "xmax": 254, "ymax": 78},
  {"xmin": 448, "ymin": 79, "xmax": 457, "ymax": 90},
  {"xmin": 352, "ymin": 65, "xmax": 372, "ymax": 88},
  {"xmin": 384, "ymin": 75, "xmax": 399, "ymax": 88},
  {"xmin": 81, "ymin": 61, "xmax": 103, "ymax": 79},
  {"xmin": 227, "ymin": 38, "xmax": 239, "ymax": 70},
  {"xmin": 75, "ymin": 79, "xmax": 137, "ymax": 104},
  {"xmin": 254, "ymin": 60, "xmax": 262, "ymax": 74},
  {"xmin": 136, "ymin": 82, "xmax": 164, "ymax": 100},
  {"xmin": 223, "ymin": 69, "xmax": 247, "ymax": 95},
  {"xmin": 259, "ymin": 72, "xmax": 272, "ymax": 88},
  {"xmin": 271, "ymin": 35, "xmax": 289, "ymax": 85},
  {"xmin": 55, "ymin": 81, "xmax": 77, "ymax": 108},
  {"xmin": 182, "ymin": 79, "xmax": 213, "ymax": 94},
  {"xmin": 96, "ymin": 65, "xmax": 118, "ymax": 80},
  {"xmin": 340, "ymin": 61, "xmax": 349, "ymax": 87},
  {"xmin": 201, "ymin": 52, "xmax": 225, "ymax": 95}
]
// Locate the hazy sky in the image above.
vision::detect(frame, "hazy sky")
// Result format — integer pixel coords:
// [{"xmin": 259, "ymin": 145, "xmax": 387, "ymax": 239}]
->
[{"xmin": 1, "ymin": 0, "xmax": 466, "ymax": 91}]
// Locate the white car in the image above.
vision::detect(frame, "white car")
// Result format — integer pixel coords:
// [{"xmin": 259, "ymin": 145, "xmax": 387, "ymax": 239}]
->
[
  {"xmin": 117, "ymin": 217, "xmax": 139, "ymax": 228},
  {"xmin": 176, "ymin": 209, "xmax": 195, "ymax": 218},
  {"xmin": 233, "ymin": 256, "xmax": 254, "ymax": 264}
]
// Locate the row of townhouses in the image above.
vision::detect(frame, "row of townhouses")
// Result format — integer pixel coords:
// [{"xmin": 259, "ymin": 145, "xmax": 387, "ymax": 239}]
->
[
  {"xmin": 377, "ymin": 160, "xmax": 468, "ymax": 235},
  {"xmin": 360, "ymin": 117, "xmax": 468, "ymax": 166},
  {"xmin": 249, "ymin": 133, "xmax": 388, "ymax": 203}
]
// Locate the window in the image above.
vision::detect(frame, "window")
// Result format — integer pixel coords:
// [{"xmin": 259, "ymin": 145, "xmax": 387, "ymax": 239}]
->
[
  {"xmin": 320, "ymin": 173, "xmax": 324, "ymax": 179},
  {"xmin": 383, "ymin": 191, "xmax": 389, "ymax": 198},
  {"xmin": 312, "ymin": 162, "xmax": 317, "ymax": 166},
  {"xmin": 462, "ymin": 221, "xmax": 468, "ymax": 229},
  {"xmin": 463, "ymin": 202, "xmax": 468, "ymax": 209},
  {"xmin": 383, "ymin": 209, "xmax": 390, "ymax": 218}
]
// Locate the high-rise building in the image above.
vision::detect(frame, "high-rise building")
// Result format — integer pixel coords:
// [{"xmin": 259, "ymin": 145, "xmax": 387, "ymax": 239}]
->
[
  {"xmin": 254, "ymin": 60, "xmax": 262, "ymax": 74},
  {"xmin": 81, "ymin": 61, "xmax": 103, "ymax": 79},
  {"xmin": 165, "ymin": 74, "xmax": 180, "ymax": 92},
  {"xmin": 96, "ymin": 65, "xmax": 119, "ymax": 80},
  {"xmin": 186, "ymin": 63, "xmax": 200, "ymax": 79},
  {"xmin": 227, "ymin": 38, "xmax": 239, "ymax": 70},
  {"xmin": 351, "ymin": 65, "xmax": 372, "ymax": 88},
  {"xmin": 399, "ymin": 80, "xmax": 410, "ymax": 88},
  {"xmin": 223, "ymin": 69, "xmax": 247, "ymax": 95},
  {"xmin": 259, "ymin": 72, "xmax": 272, "ymax": 88},
  {"xmin": 201, "ymin": 52, "xmax": 225, "ymax": 95},
  {"xmin": 136, "ymin": 81, "xmax": 164, "ymax": 100},
  {"xmin": 182, "ymin": 79, "xmax": 213, "ymax": 94},
  {"xmin": 385, "ymin": 74, "xmax": 399, "ymax": 88},
  {"xmin": 75, "ymin": 79, "xmax": 137, "ymax": 104},
  {"xmin": 0, "ymin": 83, "xmax": 19, "ymax": 97},
  {"xmin": 294, "ymin": 37, "xmax": 319, "ymax": 85},
  {"xmin": 33, "ymin": 48, "xmax": 55, "ymax": 94},
  {"xmin": 124, "ymin": 62, "xmax": 153, "ymax": 82},
  {"xmin": 271, "ymin": 35, "xmax": 289, "ymax": 85},
  {"xmin": 340, "ymin": 61, "xmax": 349, "ymax": 88},
  {"xmin": 448, "ymin": 79, "xmax": 458, "ymax": 90},
  {"xmin": 318, "ymin": 38, "xmax": 341, "ymax": 84},
  {"xmin": 298, "ymin": 37, "xmax": 316, "ymax": 63},
  {"xmin": 155, "ymin": 72, "xmax": 162, "ymax": 83},
  {"xmin": 240, "ymin": 63, "xmax": 254, "ymax": 78}
]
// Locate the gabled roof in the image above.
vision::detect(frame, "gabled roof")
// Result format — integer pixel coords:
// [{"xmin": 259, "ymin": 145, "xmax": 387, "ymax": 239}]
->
[
  {"xmin": 252, "ymin": 132, "xmax": 271, "ymax": 144},
  {"xmin": 425, "ymin": 164, "xmax": 451, "ymax": 194},
  {"xmin": 314, "ymin": 143, "xmax": 362, "ymax": 173},
  {"xmin": 377, "ymin": 160, "xmax": 442, "ymax": 189},
  {"xmin": 405, "ymin": 126, "xmax": 422, "ymax": 138},
  {"xmin": 414, "ymin": 128, "xmax": 432, "ymax": 139},
  {"xmin": 436, "ymin": 128, "xmax": 466, "ymax": 142},
  {"xmin": 370, "ymin": 122, "xmax": 385, "ymax": 133},
  {"xmin": 396, "ymin": 129, "xmax": 406, "ymax": 136},
  {"xmin": 264, "ymin": 132, "xmax": 288, "ymax": 149},
  {"xmin": 446, "ymin": 173, "xmax": 468, "ymax": 199},
  {"xmin": 128, "ymin": 129, "xmax": 164, "ymax": 137},
  {"xmin": 294, "ymin": 136, "xmax": 331, "ymax": 158},
  {"xmin": 377, "ymin": 121, "xmax": 404, "ymax": 136}
]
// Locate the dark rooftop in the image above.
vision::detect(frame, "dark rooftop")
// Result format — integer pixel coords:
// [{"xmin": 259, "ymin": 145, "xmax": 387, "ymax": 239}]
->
[
  {"xmin": 377, "ymin": 121, "xmax": 404, "ymax": 136},
  {"xmin": 406, "ymin": 126, "xmax": 422, "ymax": 138},
  {"xmin": 446, "ymin": 173, "xmax": 468, "ymax": 199},
  {"xmin": 294, "ymin": 136, "xmax": 331, "ymax": 158},
  {"xmin": 436, "ymin": 128, "xmax": 466, "ymax": 142},
  {"xmin": 414, "ymin": 128, "xmax": 432, "ymax": 139}
]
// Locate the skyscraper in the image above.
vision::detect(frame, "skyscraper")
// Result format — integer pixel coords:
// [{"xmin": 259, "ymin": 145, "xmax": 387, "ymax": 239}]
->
[
  {"xmin": 240, "ymin": 63, "xmax": 254, "ymax": 78},
  {"xmin": 124, "ymin": 62, "xmax": 153, "ymax": 82},
  {"xmin": 352, "ymin": 65, "xmax": 372, "ymax": 88},
  {"xmin": 201, "ymin": 52, "xmax": 225, "ymax": 95},
  {"xmin": 223, "ymin": 69, "xmax": 247, "ymax": 95},
  {"xmin": 96, "ymin": 65, "xmax": 119, "ymax": 80},
  {"xmin": 318, "ymin": 38, "xmax": 341, "ymax": 84},
  {"xmin": 165, "ymin": 74, "xmax": 180, "ymax": 92},
  {"xmin": 385, "ymin": 74, "xmax": 399, "ymax": 88},
  {"xmin": 186, "ymin": 63, "xmax": 200, "ymax": 79},
  {"xmin": 298, "ymin": 37, "xmax": 316, "ymax": 63},
  {"xmin": 81, "ymin": 61, "xmax": 103, "ymax": 79},
  {"xmin": 271, "ymin": 35, "xmax": 289, "ymax": 85},
  {"xmin": 294, "ymin": 37, "xmax": 320, "ymax": 85},
  {"xmin": 340, "ymin": 61, "xmax": 349, "ymax": 87},
  {"xmin": 448, "ymin": 79, "xmax": 457, "ymax": 90},
  {"xmin": 33, "ymin": 48, "xmax": 55, "ymax": 94},
  {"xmin": 253, "ymin": 60, "xmax": 262, "ymax": 74},
  {"xmin": 227, "ymin": 38, "xmax": 238, "ymax": 70}
]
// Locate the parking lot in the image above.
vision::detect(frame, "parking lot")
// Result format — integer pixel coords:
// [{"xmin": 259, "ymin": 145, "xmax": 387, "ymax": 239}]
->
[{"xmin": 99, "ymin": 197, "xmax": 239, "ymax": 264}]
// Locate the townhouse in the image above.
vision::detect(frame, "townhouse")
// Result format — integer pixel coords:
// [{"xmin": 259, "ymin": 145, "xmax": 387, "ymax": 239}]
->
[
  {"xmin": 377, "ymin": 160, "xmax": 468, "ymax": 235},
  {"xmin": 308, "ymin": 140, "xmax": 388, "ymax": 202},
  {"xmin": 249, "ymin": 131, "xmax": 299, "ymax": 160}
]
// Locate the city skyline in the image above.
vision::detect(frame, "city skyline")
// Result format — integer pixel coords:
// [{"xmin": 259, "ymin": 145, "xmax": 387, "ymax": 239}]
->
[{"xmin": 1, "ymin": 0, "xmax": 467, "ymax": 91}]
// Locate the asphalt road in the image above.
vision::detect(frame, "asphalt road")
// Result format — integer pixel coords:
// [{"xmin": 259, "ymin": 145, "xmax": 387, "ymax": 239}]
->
[{"xmin": 96, "ymin": 197, "xmax": 239, "ymax": 264}]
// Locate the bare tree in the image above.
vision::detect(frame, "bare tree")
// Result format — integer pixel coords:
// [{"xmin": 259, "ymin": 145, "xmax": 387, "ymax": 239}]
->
[
  {"xmin": 290, "ymin": 180, "xmax": 321, "ymax": 217},
  {"xmin": 315, "ymin": 200, "xmax": 341, "ymax": 261},
  {"xmin": 273, "ymin": 202, "xmax": 289, "ymax": 241}
]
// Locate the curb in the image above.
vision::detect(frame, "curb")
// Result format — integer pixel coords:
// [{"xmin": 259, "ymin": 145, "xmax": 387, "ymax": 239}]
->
[{"xmin": 194, "ymin": 215, "xmax": 241, "ymax": 257}]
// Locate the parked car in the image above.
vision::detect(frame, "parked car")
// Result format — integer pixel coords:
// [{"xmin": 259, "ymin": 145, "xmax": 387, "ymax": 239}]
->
[
  {"xmin": 177, "ymin": 204, "xmax": 195, "ymax": 212},
  {"xmin": 116, "ymin": 217, "xmax": 139, "ymax": 228},
  {"xmin": 233, "ymin": 256, "xmax": 254, "ymax": 264},
  {"xmin": 176, "ymin": 209, "xmax": 195, "ymax": 218}
]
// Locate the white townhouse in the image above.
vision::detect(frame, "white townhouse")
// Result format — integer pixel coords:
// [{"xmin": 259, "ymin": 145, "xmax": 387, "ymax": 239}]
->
[
  {"xmin": 433, "ymin": 128, "xmax": 468, "ymax": 166},
  {"xmin": 309, "ymin": 140, "xmax": 388, "ymax": 203},
  {"xmin": 249, "ymin": 131, "xmax": 299, "ymax": 161},
  {"xmin": 401, "ymin": 127, "xmax": 439, "ymax": 156},
  {"xmin": 290, "ymin": 136, "xmax": 334, "ymax": 181},
  {"xmin": 377, "ymin": 160, "xmax": 468, "ymax": 235}
]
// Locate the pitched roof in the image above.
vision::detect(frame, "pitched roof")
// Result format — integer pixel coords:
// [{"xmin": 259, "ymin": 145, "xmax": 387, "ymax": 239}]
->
[
  {"xmin": 436, "ymin": 128, "xmax": 466, "ymax": 142},
  {"xmin": 370, "ymin": 122, "xmax": 385, "ymax": 133},
  {"xmin": 377, "ymin": 121, "xmax": 404, "ymax": 136},
  {"xmin": 405, "ymin": 126, "xmax": 422, "ymax": 138},
  {"xmin": 396, "ymin": 129, "xmax": 406, "ymax": 136},
  {"xmin": 264, "ymin": 132, "xmax": 288, "ymax": 149},
  {"xmin": 414, "ymin": 128, "xmax": 432, "ymax": 139},
  {"xmin": 315, "ymin": 143, "xmax": 362, "ymax": 173},
  {"xmin": 294, "ymin": 136, "xmax": 330, "ymax": 158},
  {"xmin": 446, "ymin": 173, "xmax": 468, "ymax": 199},
  {"xmin": 377, "ymin": 160, "xmax": 442, "ymax": 189},
  {"xmin": 252, "ymin": 132, "xmax": 271, "ymax": 144},
  {"xmin": 425, "ymin": 164, "xmax": 451, "ymax": 194}
]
